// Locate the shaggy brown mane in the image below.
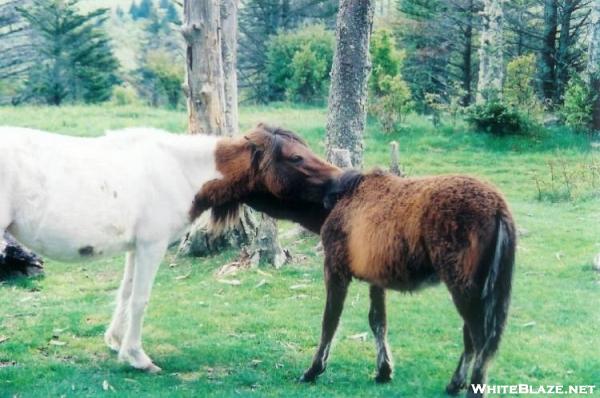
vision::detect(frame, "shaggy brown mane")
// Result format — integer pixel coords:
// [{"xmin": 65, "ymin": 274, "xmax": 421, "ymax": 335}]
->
[
  {"xmin": 300, "ymin": 171, "xmax": 516, "ymax": 394},
  {"xmin": 189, "ymin": 123, "xmax": 312, "ymax": 230},
  {"xmin": 256, "ymin": 123, "xmax": 308, "ymax": 147}
]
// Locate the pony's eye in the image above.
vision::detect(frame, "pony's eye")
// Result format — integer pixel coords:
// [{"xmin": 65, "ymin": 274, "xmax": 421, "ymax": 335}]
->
[{"xmin": 289, "ymin": 155, "xmax": 303, "ymax": 164}]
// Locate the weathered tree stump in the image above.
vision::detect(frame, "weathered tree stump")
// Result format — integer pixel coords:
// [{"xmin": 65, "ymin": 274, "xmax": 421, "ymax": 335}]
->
[
  {"xmin": 0, "ymin": 233, "xmax": 44, "ymax": 280},
  {"xmin": 178, "ymin": 209, "xmax": 259, "ymax": 257},
  {"xmin": 330, "ymin": 148, "xmax": 353, "ymax": 169},
  {"xmin": 389, "ymin": 141, "xmax": 405, "ymax": 177},
  {"xmin": 249, "ymin": 214, "xmax": 290, "ymax": 268}
]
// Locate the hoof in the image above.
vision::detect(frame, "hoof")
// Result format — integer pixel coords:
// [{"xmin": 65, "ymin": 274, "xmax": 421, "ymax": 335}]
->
[
  {"xmin": 375, "ymin": 363, "xmax": 392, "ymax": 383},
  {"xmin": 118, "ymin": 347, "xmax": 159, "ymax": 373},
  {"xmin": 298, "ymin": 375, "xmax": 317, "ymax": 383},
  {"xmin": 299, "ymin": 366, "xmax": 324, "ymax": 383},
  {"xmin": 142, "ymin": 363, "xmax": 162, "ymax": 374},
  {"xmin": 104, "ymin": 332, "xmax": 122, "ymax": 352},
  {"xmin": 298, "ymin": 373, "xmax": 317, "ymax": 383},
  {"xmin": 466, "ymin": 390, "xmax": 483, "ymax": 398},
  {"xmin": 446, "ymin": 380, "xmax": 467, "ymax": 396},
  {"xmin": 375, "ymin": 372, "xmax": 392, "ymax": 384}
]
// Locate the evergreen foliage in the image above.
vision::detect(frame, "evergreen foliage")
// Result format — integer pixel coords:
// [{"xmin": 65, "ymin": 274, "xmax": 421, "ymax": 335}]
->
[
  {"xmin": 369, "ymin": 29, "xmax": 413, "ymax": 132},
  {"xmin": 238, "ymin": 0, "xmax": 337, "ymax": 102},
  {"xmin": 17, "ymin": 0, "xmax": 119, "ymax": 105},
  {"xmin": 504, "ymin": 54, "xmax": 542, "ymax": 116},
  {"xmin": 265, "ymin": 25, "xmax": 334, "ymax": 103},
  {"xmin": 561, "ymin": 75, "xmax": 593, "ymax": 131},
  {"xmin": 135, "ymin": 0, "xmax": 153, "ymax": 19}
]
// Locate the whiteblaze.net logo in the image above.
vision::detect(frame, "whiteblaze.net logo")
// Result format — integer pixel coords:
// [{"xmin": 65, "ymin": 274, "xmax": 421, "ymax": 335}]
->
[{"xmin": 470, "ymin": 384, "xmax": 596, "ymax": 395}]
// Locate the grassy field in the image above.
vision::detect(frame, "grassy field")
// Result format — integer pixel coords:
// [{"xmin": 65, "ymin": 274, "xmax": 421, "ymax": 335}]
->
[{"xmin": 0, "ymin": 104, "xmax": 599, "ymax": 397}]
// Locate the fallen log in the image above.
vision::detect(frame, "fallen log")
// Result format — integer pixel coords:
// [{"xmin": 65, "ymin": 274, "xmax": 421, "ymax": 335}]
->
[{"xmin": 0, "ymin": 233, "xmax": 44, "ymax": 280}]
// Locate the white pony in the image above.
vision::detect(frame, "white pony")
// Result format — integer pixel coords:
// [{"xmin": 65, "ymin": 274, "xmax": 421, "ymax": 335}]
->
[{"xmin": 0, "ymin": 126, "xmax": 223, "ymax": 372}]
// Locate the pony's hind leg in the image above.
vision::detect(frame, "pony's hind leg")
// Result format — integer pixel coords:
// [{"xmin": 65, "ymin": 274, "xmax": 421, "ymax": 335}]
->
[
  {"xmin": 446, "ymin": 324, "xmax": 474, "ymax": 395},
  {"xmin": 466, "ymin": 218, "xmax": 515, "ymax": 398},
  {"xmin": 368, "ymin": 285, "xmax": 393, "ymax": 383},
  {"xmin": 105, "ymin": 251, "xmax": 135, "ymax": 352},
  {"xmin": 464, "ymin": 317, "xmax": 488, "ymax": 398},
  {"xmin": 118, "ymin": 240, "xmax": 167, "ymax": 373},
  {"xmin": 300, "ymin": 264, "xmax": 350, "ymax": 382}
]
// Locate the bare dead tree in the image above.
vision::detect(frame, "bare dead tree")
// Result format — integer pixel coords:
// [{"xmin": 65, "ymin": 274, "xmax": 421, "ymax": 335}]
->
[
  {"xmin": 588, "ymin": 0, "xmax": 600, "ymax": 130},
  {"xmin": 180, "ymin": 0, "xmax": 286, "ymax": 267},
  {"xmin": 0, "ymin": 0, "xmax": 35, "ymax": 104},
  {"xmin": 221, "ymin": 0, "xmax": 239, "ymax": 135},
  {"xmin": 326, "ymin": 0, "xmax": 375, "ymax": 169},
  {"xmin": 477, "ymin": 0, "xmax": 504, "ymax": 103},
  {"xmin": 182, "ymin": 0, "xmax": 227, "ymax": 136}
]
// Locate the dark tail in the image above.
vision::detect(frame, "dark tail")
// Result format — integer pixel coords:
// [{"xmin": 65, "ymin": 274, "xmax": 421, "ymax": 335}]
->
[{"xmin": 481, "ymin": 214, "xmax": 515, "ymax": 356}]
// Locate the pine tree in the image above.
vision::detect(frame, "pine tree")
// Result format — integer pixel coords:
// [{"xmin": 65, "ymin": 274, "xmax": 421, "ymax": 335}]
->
[
  {"xmin": 18, "ymin": 0, "xmax": 119, "ymax": 105},
  {"xmin": 238, "ymin": 0, "xmax": 338, "ymax": 102},
  {"xmin": 136, "ymin": 0, "xmax": 154, "ymax": 19},
  {"xmin": 115, "ymin": 5, "xmax": 125, "ymax": 19},
  {"xmin": 129, "ymin": 0, "xmax": 139, "ymax": 19},
  {"xmin": 164, "ymin": 2, "xmax": 179, "ymax": 24},
  {"xmin": 397, "ymin": 0, "xmax": 480, "ymax": 108}
]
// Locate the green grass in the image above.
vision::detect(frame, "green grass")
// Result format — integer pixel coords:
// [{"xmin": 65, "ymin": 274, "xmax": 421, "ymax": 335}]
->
[{"xmin": 1, "ymin": 104, "xmax": 599, "ymax": 397}]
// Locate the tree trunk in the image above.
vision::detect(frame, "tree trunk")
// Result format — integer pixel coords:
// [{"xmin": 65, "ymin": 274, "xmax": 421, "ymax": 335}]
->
[
  {"xmin": 221, "ymin": 0, "xmax": 239, "ymax": 135},
  {"xmin": 541, "ymin": 0, "xmax": 558, "ymax": 104},
  {"xmin": 182, "ymin": 0, "xmax": 226, "ymax": 136},
  {"xmin": 556, "ymin": 0, "xmax": 573, "ymax": 103},
  {"xmin": 476, "ymin": 0, "xmax": 504, "ymax": 103},
  {"xmin": 280, "ymin": 0, "xmax": 290, "ymax": 28},
  {"xmin": 326, "ymin": 0, "xmax": 375, "ymax": 169},
  {"xmin": 0, "ymin": 233, "xmax": 44, "ymax": 280},
  {"xmin": 180, "ymin": 0, "xmax": 242, "ymax": 257},
  {"xmin": 588, "ymin": 0, "xmax": 600, "ymax": 131},
  {"xmin": 181, "ymin": 0, "xmax": 286, "ymax": 267},
  {"xmin": 248, "ymin": 214, "xmax": 289, "ymax": 269},
  {"xmin": 461, "ymin": 0, "xmax": 474, "ymax": 106}
]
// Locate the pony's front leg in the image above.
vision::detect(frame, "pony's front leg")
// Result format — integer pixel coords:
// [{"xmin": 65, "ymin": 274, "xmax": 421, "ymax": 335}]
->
[
  {"xmin": 300, "ymin": 263, "xmax": 350, "ymax": 383},
  {"xmin": 118, "ymin": 241, "xmax": 167, "ymax": 373},
  {"xmin": 105, "ymin": 251, "xmax": 135, "ymax": 352},
  {"xmin": 369, "ymin": 285, "xmax": 393, "ymax": 383}
]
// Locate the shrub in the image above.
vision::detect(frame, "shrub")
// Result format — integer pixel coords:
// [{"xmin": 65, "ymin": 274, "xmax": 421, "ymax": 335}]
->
[
  {"xmin": 369, "ymin": 29, "xmax": 404, "ymax": 97},
  {"xmin": 368, "ymin": 29, "xmax": 413, "ymax": 133},
  {"xmin": 533, "ymin": 156, "xmax": 600, "ymax": 203},
  {"xmin": 466, "ymin": 101, "xmax": 533, "ymax": 136},
  {"xmin": 135, "ymin": 50, "xmax": 184, "ymax": 108},
  {"xmin": 561, "ymin": 76, "xmax": 593, "ymax": 132},
  {"xmin": 504, "ymin": 54, "xmax": 543, "ymax": 118},
  {"xmin": 112, "ymin": 84, "xmax": 140, "ymax": 106},
  {"xmin": 0, "ymin": 79, "xmax": 23, "ymax": 105},
  {"xmin": 371, "ymin": 75, "xmax": 413, "ymax": 133},
  {"xmin": 265, "ymin": 25, "xmax": 334, "ymax": 103},
  {"xmin": 286, "ymin": 43, "xmax": 330, "ymax": 103}
]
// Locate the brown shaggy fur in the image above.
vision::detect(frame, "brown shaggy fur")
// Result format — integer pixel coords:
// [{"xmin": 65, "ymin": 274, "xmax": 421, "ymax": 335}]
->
[
  {"xmin": 326, "ymin": 172, "xmax": 511, "ymax": 291},
  {"xmin": 190, "ymin": 123, "xmax": 339, "ymax": 232},
  {"xmin": 303, "ymin": 170, "xmax": 516, "ymax": 398},
  {"xmin": 190, "ymin": 124, "xmax": 515, "ymax": 397}
]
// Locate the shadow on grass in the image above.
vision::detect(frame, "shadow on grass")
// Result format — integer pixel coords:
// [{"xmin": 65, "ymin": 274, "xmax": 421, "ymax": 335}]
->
[{"xmin": 0, "ymin": 274, "xmax": 44, "ymax": 290}]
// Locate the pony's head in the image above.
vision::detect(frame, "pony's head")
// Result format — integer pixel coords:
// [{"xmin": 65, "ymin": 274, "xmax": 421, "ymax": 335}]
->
[
  {"xmin": 191, "ymin": 123, "xmax": 341, "ymax": 232},
  {"xmin": 244, "ymin": 123, "xmax": 341, "ymax": 203}
]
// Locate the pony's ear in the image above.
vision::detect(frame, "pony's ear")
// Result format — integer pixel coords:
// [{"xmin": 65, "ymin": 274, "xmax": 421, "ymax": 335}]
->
[
  {"xmin": 250, "ymin": 143, "xmax": 264, "ymax": 171},
  {"xmin": 323, "ymin": 170, "xmax": 363, "ymax": 209},
  {"xmin": 244, "ymin": 135, "xmax": 265, "ymax": 171}
]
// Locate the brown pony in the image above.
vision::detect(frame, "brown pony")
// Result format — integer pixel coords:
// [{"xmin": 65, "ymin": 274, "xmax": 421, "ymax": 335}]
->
[{"xmin": 193, "ymin": 124, "xmax": 516, "ymax": 398}]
